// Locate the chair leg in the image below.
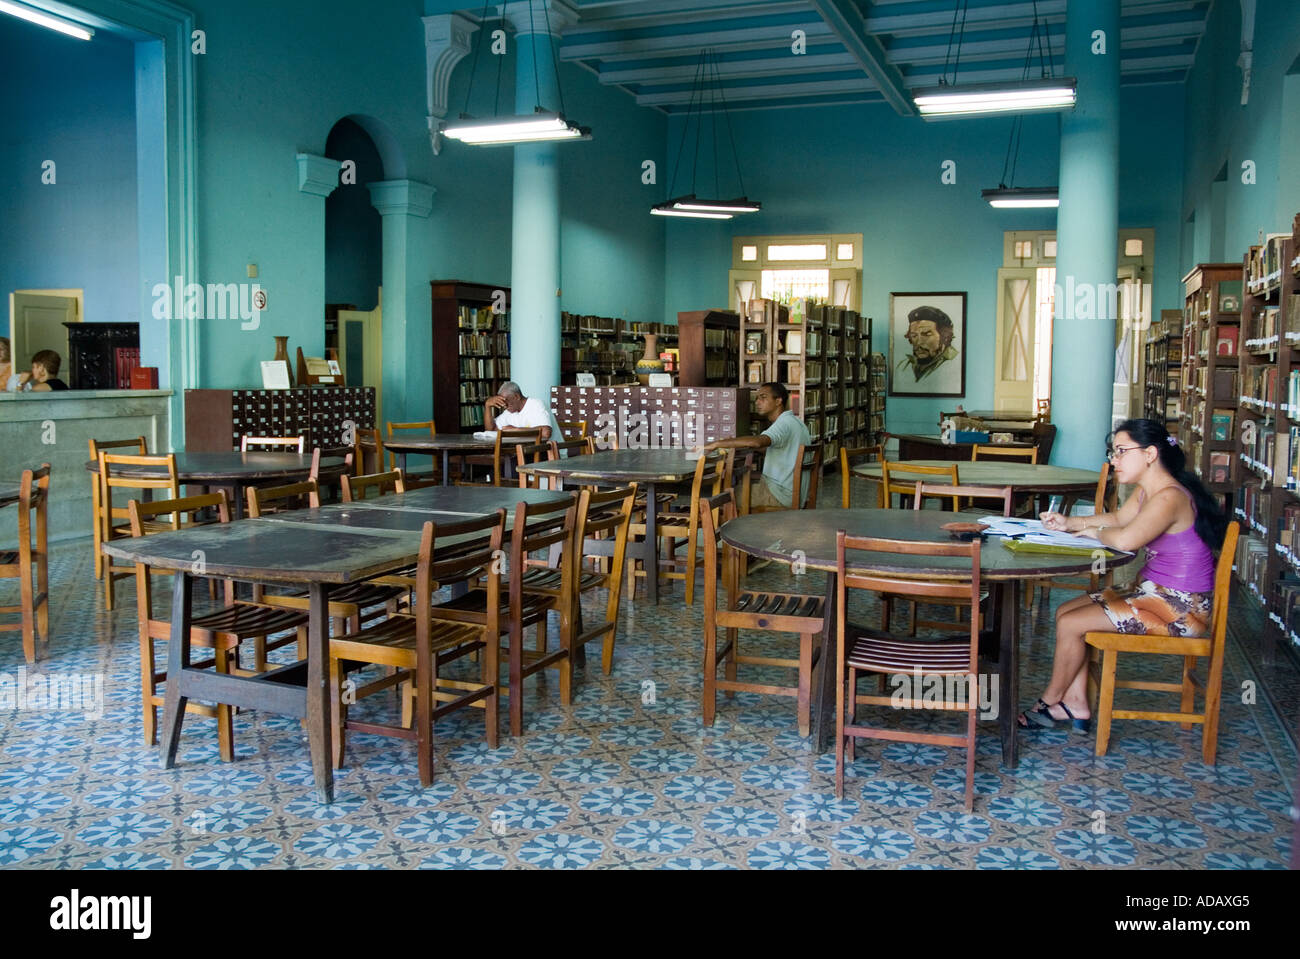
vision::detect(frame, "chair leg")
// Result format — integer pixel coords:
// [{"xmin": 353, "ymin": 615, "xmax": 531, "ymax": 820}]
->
[
  {"xmin": 964, "ymin": 706, "xmax": 977, "ymax": 813},
  {"xmin": 35, "ymin": 548, "xmax": 49, "ymax": 649},
  {"xmin": 416, "ymin": 663, "xmax": 434, "ymax": 788},
  {"xmin": 214, "ymin": 645, "xmax": 235, "ymax": 763},
  {"xmin": 723, "ymin": 628, "xmax": 738, "ymax": 697},
  {"xmin": 1202, "ymin": 665, "xmax": 1222, "ymax": 765},
  {"xmin": 104, "ymin": 565, "xmax": 116, "ymax": 612},
  {"xmin": 846, "ymin": 666, "xmax": 858, "ymax": 765},
  {"xmin": 1179, "ymin": 656, "xmax": 1197, "ymax": 731},
  {"xmin": 703, "ymin": 621, "xmax": 718, "ymax": 726},
  {"xmin": 835, "ymin": 667, "xmax": 846, "ymax": 800},
  {"xmin": 141, "ymin": 637, "xmax": 158, "ymax": 747},
  {"xmin": 329, "ymin": 654, "xmax": 346, "ymax": 770},
  {"xmin": 1094, "ymin": 648, "xmax": 1118, "ymax": 757},
  {"xmin": 482, "ymin": 639, "xmax": 499, "ymax": 750},
  {"xmin": 508, "ymin": 625, "xmax": 524, "ymax": 737},
  {"xmin": 92, "ymin": 485, "xmax": 103, "ymax": 580},
  {"xmin": 253, "ymin": 635, "xmax": 269, "ymax": 673},
  {"xmin": 535, "ymin": 617, "xmax": 546, "ymax": 653},
  {"xmin": 684, "ymin": 544, "xmax": 696, "ymax": 607},
  {"xmin": 796, "ymin": 633, "xmax": 812, "ymax": 737}
]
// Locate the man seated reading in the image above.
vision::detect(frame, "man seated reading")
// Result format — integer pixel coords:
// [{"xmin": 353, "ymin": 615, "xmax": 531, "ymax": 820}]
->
[
  {"xmin": 703, "ymin": 382, "xmax": 811, "ymax": 509},
  {"xmin": 483, "ymin": 380, "xmax": 552, "ymax": 440}
]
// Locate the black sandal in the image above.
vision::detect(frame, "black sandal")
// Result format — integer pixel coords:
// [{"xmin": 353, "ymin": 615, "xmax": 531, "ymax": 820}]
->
[{"xmin": 1018, "ymin": 698, "xmax": 1057, "ymax": 729}]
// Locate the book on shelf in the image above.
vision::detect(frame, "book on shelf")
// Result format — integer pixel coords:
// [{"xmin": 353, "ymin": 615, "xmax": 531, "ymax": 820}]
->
[
  {"xmin": 1213, "ymin": 367, "xmax": 1237, "ymax": 398},
  {"xmin": 784, "ymin": 330, "xmax": 803, "ymax": 355},
  {"xmin": 746, "ymin": 362, "xmax": 764, "ymax": 384},
  {"xmin": 1209, "ymin": 451, "xmax": 1232, "ymax": 484},
  {"xmin": 1210, "ymin": 409, "xmax": 1234, "ymax": 442},
  {"xmin": 1215, "ymin": 326, "xmax": 1239, "ymax": 355}
]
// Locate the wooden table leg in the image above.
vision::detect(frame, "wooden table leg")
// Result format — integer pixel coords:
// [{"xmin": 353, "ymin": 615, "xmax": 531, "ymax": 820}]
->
[
  {"xmin": 812, "ymin": 571, "xmax": 838, "ymax": 754},
  {"xmin": 644, "ymin": 482, "xmax": 660, "ymax": 605},
  {"xmin": 305, "ymin": 583, "xmax": 335, "ymax": 803},
  {"xmin": 160, "ymin": 571, "xmax": 193, "ymax": 769},
  {"xmin": 442, "ymin": 450, "xmax": 451, "ymax": 486},
  {"xmin": 998, "ymin": 579, "xmax": 1020, "ymax": 767}
]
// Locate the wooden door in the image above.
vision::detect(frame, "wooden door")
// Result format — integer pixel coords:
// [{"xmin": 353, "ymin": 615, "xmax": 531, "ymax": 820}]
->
[
  {"xmin": 337, "ymin": 288, "xmax": 383, "ymax": 426},
  {"xmin": 993, "ymin": 268, "xmax": 1036, "ymax": 412},
  {"xmin": 9, "ymin": 291, "xmax": 80, "ymax": 369}
]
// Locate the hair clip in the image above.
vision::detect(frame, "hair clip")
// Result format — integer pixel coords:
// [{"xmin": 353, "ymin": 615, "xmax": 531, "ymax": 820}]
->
[{"xmin": 1166, "ymin": 436, "xmax": 1177, "ymax": 446}]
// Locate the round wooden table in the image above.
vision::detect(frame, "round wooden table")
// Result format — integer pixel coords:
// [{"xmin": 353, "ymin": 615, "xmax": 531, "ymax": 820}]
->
[
  {"xmin": 720, "ymin": 508, "xmax": 1135, "ymax": 762},
  {"xmin": 84, "ymin": 452, "xmax": 348, "ymax": 518},
  {"xmin": 375, "ymin": 434, "xmax": 532, "ymax": 485},
  {"xmin": 853, "ymin": 459, "xmax": 1099, "ymax": 495},
  {"xmin": 0, "ymin": 484, "xmax": 20, "ymax": 509}
]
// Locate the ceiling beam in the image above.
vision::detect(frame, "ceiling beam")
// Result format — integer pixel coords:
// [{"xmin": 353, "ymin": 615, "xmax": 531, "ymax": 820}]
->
[
  {"xmin": 598, "ymin": 50, "xmax": 857, "ymax": 85},
  {"xmin": 563, "ymin": 1, "xmax": 807, "ymax": 35},
  {"xmin": 561, "ymin": 21, "xmax": 835, "ymax": 61},
  {"xmin": 808, "ymin": 0, "xmax": 915, "ymax": 115}
]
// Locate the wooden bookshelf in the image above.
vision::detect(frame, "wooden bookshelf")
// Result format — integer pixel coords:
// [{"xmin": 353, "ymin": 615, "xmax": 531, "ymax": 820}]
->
[
  {"xmin": 1178, "ymin": 263, "xmax": 1241, "ymax": 506},
  {"xmin": 676, "ymin": 309, "xmax": 740, "ymax": 387},
  {"xmin": 738, "ymin": 297, "xmax": 880, "ymax": 464},
  {"xmin": 1143, "ymin": 310, "xmax": 1183, "ymax": 427},
  {"xmin": 559, "ymin": 315, "xmax": 679, "ymax": 386},
  {"xmin": 431, "ymin": 280, "xmax": 510, "ymax": 431},
  {"xmin": 1233, "ymin": 217, "xmax": 1300, "ymax": 652}
]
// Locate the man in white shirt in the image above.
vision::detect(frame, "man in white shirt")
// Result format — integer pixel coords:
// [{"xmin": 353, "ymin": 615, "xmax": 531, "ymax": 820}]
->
[{"xmin": 484, "ymin": 381, "xmax": 552, "ymax": 440}]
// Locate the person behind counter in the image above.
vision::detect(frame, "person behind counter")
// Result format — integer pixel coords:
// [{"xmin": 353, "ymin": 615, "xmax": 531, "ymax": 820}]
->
[
  {"xmin": 6, "ymin": 349, "xmax": 69, "ymax": 392},
  {"xmin": 0, "ymin": 337, "xmax": 11, "ymax": 387}
]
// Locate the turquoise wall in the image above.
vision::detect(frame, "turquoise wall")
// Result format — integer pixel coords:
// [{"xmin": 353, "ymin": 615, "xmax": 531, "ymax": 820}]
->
[
  {"xmin": 1182, "ymin": 0, "xmax": 1300, "ymax": 265},
  {"xmin": 325, "ymin": 119, "xmax": 384, "ymax": 311},
  {"xmin": 0, "ymin": 15, "xmax": 138, "ymax": 338}
]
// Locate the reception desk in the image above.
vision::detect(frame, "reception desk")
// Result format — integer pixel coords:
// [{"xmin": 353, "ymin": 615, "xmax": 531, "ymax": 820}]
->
[{"xmin": 0, "ymin": 389, "xmax": 171, "ymax": 541}]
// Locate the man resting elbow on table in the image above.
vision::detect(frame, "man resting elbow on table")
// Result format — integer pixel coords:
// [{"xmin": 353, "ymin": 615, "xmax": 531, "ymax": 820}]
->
[
  {"xmin": 483, "ymin": 381, "xmax": 552, "ymax": 441},
  {"xmin": 702, "ymin": 381, "xmax": 811, "ymax": 509}
]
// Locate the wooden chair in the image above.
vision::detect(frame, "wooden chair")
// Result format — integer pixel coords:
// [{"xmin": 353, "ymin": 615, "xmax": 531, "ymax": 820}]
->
[
  {"xmin": 839, "ymin": 444, "xmax": 884, "ymax": 508},
  {"xmin": 387, "ymin": 420, "xmax": 439, "ymax": 488},
  {"xmin": 128, "ymin": 491, "xmax": 310, "ymax": 761},
  {"xmin": 354, "ymin": 428, "xmax": 383, "ymax": 476},
  {"xmin": 549, "ymin": 438, "xmax": 594, "ymax": 459},
  {"xmin": 555, "ymin": 419, "xmax": 588, "ymax": 441},
  {"xmin": 699, "ymin": 489, "xmax": 826, "ymax": 736},
  {"xmin": 878, "ymin": 482, "xmax": 1012, "ymax": 636},
  {"xmin": 341, "ymin": 469, "xmax": 407, "ymax": 502},
  {"xmin": 241, "ymin": 435, "xmax": 305, "ymax": 453},
  {"xmin": 514, "ymin": 441, "xmax": 551, "ymax": 489},
  {"xmin": 628, "ymin": 452, "xmax": 726, "ymax": 605},
  {"xmin": 89, "ymin": 436, "xmax": 146, "ymax": 581},
  {"xmin": 329, "ymin": 511, "xmax": 506, "ymax": 785},
  {"xmin": 1085, "ymin": 522, "xmax": 1239, "ymax": 763},
  {"xmin": 430, "ymin": 495, "xmax": 578, "ymax": 736},
  {"xmin": 246, "ymin": 480, "xmax": 405, "ymax": 667},
  {"xmin": 459, "ymin": 427, "xmax": 545, "ymax": 487},
  {"xmin": 99, "ymin": 452, "xmax": 180, "ymax": 610},
  {"xmin": 835, "ymin": 531, "xmax": 983, "ymax": 811},
  {"xmin": 970, "ymin": 443, "xmax": 1037, "ymax": 464},
  {"xmin": 1025, "ymin": 462, "xmax": 1116, "ymax": 609},
  {"xmin": 1, "ymin": 464, "xmax": 51, "ymax": 663},
  {"xmin": 520, "ymin": 485, "xmax": 637, "ymax": 675},
  {"xmin": 880, "ymin": 460, "xmax": 958, "ymax": 510}
]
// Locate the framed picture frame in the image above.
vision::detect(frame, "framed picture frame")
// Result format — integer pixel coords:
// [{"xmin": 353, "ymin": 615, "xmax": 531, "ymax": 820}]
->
[{"xmin": 888, "ymin": 291, "xmax": 967, "ymax": 397}]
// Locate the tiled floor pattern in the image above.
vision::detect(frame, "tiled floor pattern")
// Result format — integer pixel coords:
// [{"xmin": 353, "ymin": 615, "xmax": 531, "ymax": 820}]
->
[{"xmin": 1, "ymin": 494, "xmax": 1295, "ymax": 869}]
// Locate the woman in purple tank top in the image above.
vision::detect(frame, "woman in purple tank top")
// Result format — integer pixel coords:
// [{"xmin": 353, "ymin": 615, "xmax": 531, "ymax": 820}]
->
[{"xmin": 1019, "ymin": 418, "xmax": 1227, "ymax": 733}]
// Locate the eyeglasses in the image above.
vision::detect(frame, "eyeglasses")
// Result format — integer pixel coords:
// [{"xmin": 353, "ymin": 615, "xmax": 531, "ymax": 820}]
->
[{"xmin": 1108, "ymin": 445, "xmax": 1141, "ymax": 461}]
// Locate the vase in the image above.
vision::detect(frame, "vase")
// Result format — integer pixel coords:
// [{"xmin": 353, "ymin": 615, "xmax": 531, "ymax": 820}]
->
[
  {"xmin": 635, "ymin": 332, "xmax": 665, "ymax": 386},
  {"xmin": 272, "ymin": 335, "xmax": 295, "ymax": 387}
]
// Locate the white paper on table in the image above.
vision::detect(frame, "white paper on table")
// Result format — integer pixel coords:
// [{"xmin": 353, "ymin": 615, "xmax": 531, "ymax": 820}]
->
[
  {"xmin": 473, "ymin": 430, "xmax": 499, "ymax": 440},
  {"xmin": 975, "ymin": 516, "xmax": 1130, "ymax": 553}
]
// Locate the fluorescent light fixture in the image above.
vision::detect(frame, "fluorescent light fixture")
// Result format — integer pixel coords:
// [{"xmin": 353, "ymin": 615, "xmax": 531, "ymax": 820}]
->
[
  {"xmin": 0, "ymin": 0, "xmax": 94, "ymax": 39},
  {"xmin": 650, "ymin": 195, "xmax": 760, "ymax": 219},
  {"xmin": 440, "ymin": 110, "xmax": 590, "ymax": 146},
  {"xmin": 914, "ymin": 78, "xmax": 1076, "ymax": 118},
  {"xmin": 982, "ymin": 187, "xmax": 1060, "ymax": 209}
]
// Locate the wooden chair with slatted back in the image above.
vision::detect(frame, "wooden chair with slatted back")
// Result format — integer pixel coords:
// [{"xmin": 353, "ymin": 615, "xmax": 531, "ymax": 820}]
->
[
  {"xmin": 329, "ymin": 511, "xmax": 506, "ymax": 784},
  {"xmin": 514, "ymin": 441, "xmax": 551, "ymax": 489},
  {"xmin": 89, "ymin": 437, "xmax": 146, "ymax": 581},
  {"xmin": 627, "ymin": 452, "xmax": 726, "ymax": 606},
  {"xmin": 839, "ymin": 444, "xmax": 885, "ymax": 508},
  {"xmin": 879, "ymin": 460, "xmax": 959, "ymax": 510},
  {"xmin": 458, "ymin": 427, "xmax": 545, "ymax": 487},
  {"xmin": 740, "ymin": 442, "xmax": 823, "ymax": 513},
  {"xmin": 836, "ymin": 531, "xmax": 983, "ymax": 811},
  {"xmin": 99, "ymin": 452, "xmax": 180, "ymax": 610},
  {"xmin": 699, "ymin": 489, "xmax": 826, "ymax": 736},
  {"xmin": 555, "ymin": 419, "xmax": 588, "ymax": 441},
  {"xmin": 970, "ymin": 443, "xmax": 1037, "ymax": 463},
  {"xmin": 341, "ymin": 469, "xmax": 407, "ymax": 502},
  {"xmin": 1025, "ymin": 461, "xmax": 1116, "ymax": 609},
  {"xmin": 128, "ymin": 491, "xmax": 310, "ymax": 761},
  {"xmin": 354, "ymin": 428, "xmax": 383, "ymax": 476},
  {"xmin": 241, "ymin": 435, "xmax": 305, "ymax": 453},
  {"xmin": 386, "ymin": 420, "xmax": 439, "ymax": 488},
  {"xmin": 245, "ymin": 480, "xmax": 405, "ymax": 667},
  {"xmin": 427, "ymin": 495, "xmax": 578, "ymax": 736},
  {"xmin": 549, "ymin": 438, "xmax": 594, "ymax": 459},
  {"xmin": 1086, "ymin": 522, "xmax": 1240, "ymax": 763},
  {"xmin": 520, "ymin": 485, "xmax": 637, "ymax": 676},
  {"xmin": 877, "ymin": 482, "xmax": 1012, "ymax": 637},
  {"xmin": 1, "ymin": 464, "xmax": 51, "ymax": 664}
]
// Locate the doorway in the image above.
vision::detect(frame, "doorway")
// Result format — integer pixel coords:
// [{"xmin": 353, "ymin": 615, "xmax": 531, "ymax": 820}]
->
[{"xmin": 8, "ymin": 289, "xmax": 84, "ymax": 372}]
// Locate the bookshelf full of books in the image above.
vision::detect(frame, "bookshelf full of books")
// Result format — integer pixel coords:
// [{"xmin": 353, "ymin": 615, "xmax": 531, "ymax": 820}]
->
[
  {"xmin": 431, "ymin": 280, "xmax": 511, "ymax": 431},
  {"xmin": 559, "ymin": 314, "xmax": 680, "ymax": 386},
  {"xmin": 676, "ymin": 309, "xmax": 741, "ymax": 386},
  {"xmin": 1142, "ymin": 310, "xmax": 1183, "ymax": 427},
  {"xmin": 739, "ymin": 297, "xmax": 881, "ymax": 465},
  {"xmin": 1178, "ymin": 263, "xmax": 1241, "ymax": 505},
  {"xmin": 1232, "ymin": 215, "xmax": 1300, "ymax": 653}
]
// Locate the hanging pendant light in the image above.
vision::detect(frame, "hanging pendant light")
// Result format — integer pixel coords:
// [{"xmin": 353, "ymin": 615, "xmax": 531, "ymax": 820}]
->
[
  {"xmin": 982, "ymin": 187, "xmax": 1059, "ymax": 209},
  {"xmin": 0, "ymin": 0, "xmax": 94, "ymax": 39},
  {"xmin": 440, "ymin": 0, "xmax": 591, "ymax": 147},
  {"xmin": 652, "ymin": 49, "xmax": 760, "ymax": 221},
  {"xmin": 916, "ymin": 1, "xmax": 1074, "ymax": 119}
]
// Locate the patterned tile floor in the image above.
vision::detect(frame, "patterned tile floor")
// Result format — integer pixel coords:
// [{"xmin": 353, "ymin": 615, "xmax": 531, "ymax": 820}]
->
[{"xmin": 1, "ymin": 488, "xmax": 1295, "ymax": 870}]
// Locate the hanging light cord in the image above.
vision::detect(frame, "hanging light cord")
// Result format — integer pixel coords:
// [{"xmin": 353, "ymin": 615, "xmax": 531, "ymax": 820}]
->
[
  {"xmin": 665, "ymin": 50, "xmax": 707, "ymax": 201},
  {"xmin": 941, "ymin": 0, "xmax": 969, "ymax": 86},
  {"xmin": 714, "ymin": 51, "xmax": 747, "ymax": 198},
  {"xmin": 460, "ymin": 0, "xmax": 494, "ymax": 117},
  {"xmin": 998, "ymin": 1, "xmax": 1053, "ymax": 189},
  {"xmin": 542, "ymin": 0, "xmax": 566, "ymax": 116}
]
